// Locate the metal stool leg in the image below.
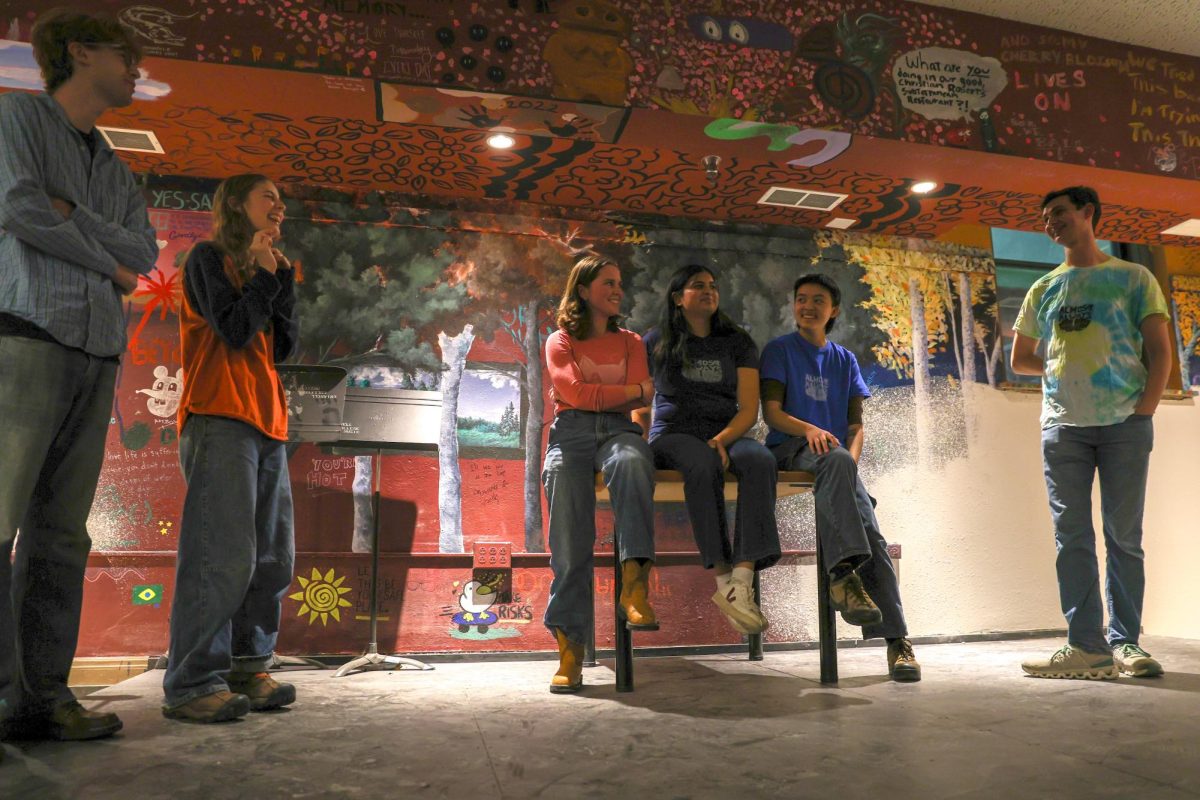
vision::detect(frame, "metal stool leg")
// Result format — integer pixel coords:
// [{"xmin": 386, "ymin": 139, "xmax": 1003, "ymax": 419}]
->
[
  {"xmin": 614, "ymin": 557, "xmax": 633, "ymax": 692},
  {"xmin": 583, "ymin": 578, "xmax": 597, "ymax": 668},
  {"xmin": 815, "ymin": 533, "xmax": 838, "ymax": 684},
  {"xmin": 748, "ymin": 570, "xmax": 764, "ymax": 661}
]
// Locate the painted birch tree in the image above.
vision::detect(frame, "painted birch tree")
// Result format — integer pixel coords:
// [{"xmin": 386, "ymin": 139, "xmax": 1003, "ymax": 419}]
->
[{"xmin": 446, "ymin": 230, "xmax": 583, "ymax": 553}]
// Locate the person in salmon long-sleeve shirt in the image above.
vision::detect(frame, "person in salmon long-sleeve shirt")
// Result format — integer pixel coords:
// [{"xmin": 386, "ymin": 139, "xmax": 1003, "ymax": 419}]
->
[{"xmin": 542, "ymin": 254, "xmax": 656, "ymax": 693}]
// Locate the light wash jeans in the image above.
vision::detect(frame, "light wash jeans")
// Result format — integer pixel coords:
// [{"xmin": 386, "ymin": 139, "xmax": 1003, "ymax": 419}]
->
[
  {"xmin": 542, "ymin": 411, "xmax": 655, "ymax": 646},
  {"xmin": 650, "ymin": 433, "xmax": 781, "ymax": 571},
  {"xmin": 1041, "ymin": 415, "xmax": 1153, "ymax": 654},
  {"xmin": 771, "ymin": 439, "xmax": 908, "ymax": 641},
  {"xmin": 163, "ymin": 414, "xmax": 295, "ymax": 708},
  {"xmin": 0, "ymin": 336, "xmax": 116, "ymax": 720}
]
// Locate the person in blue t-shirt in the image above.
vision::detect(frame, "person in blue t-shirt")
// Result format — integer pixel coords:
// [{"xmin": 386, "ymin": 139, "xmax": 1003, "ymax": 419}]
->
[
  {"xmin": 636, "ymin": 265, "xmax": 780, "ymax": 635},
  {"xmin": 760, "ymin": 273, "xmax": 920, "ymax": 682}
]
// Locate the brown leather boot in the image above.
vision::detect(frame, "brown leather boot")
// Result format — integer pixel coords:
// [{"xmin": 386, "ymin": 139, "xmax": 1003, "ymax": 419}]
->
[
  {"xmin": 550, "ymin": 628, "xmax": 584, "ymax": 693},
  {"xmin": 619, "ymin": 559, "xmax": 659, "ymax": 631}
]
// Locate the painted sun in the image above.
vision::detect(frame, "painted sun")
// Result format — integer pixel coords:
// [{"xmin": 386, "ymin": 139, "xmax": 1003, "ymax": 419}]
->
[{"xmin": 289, "ymin": 567, "xmax": 354, "ymax": 626}]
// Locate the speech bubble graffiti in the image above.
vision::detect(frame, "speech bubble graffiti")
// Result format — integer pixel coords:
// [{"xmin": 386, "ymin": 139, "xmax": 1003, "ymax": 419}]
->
[{"xmin": 893, "ymin": 47, "xmax": 1007, "ymax": 121}]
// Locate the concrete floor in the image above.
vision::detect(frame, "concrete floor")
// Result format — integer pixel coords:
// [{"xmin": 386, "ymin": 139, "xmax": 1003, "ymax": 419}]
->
[{"xmin": 3, "ymin": 636, "xmax": 1200, "ymax": 799}]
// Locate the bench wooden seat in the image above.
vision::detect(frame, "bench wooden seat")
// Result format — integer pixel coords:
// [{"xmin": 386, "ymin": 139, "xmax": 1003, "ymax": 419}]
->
[
  {"xmin": 594, "ymin": 470, "xmax": 815, "ymax": 503},
  {"xmin": 593, "ymin": 468, "xmax": 872, "ymax": 692}
]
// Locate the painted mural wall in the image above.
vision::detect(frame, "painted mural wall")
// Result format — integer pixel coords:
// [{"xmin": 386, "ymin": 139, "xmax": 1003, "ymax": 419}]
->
[{"xmin": 80, "ymin": 177, "xmax": 1038, "ymax": 658}]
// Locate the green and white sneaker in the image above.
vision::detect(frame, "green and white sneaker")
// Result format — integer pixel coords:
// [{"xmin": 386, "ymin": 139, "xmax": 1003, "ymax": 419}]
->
[
  {"xmin": 1021, "ymin": 644, "xmax": 1118, "ymax": 680},
  {"xmin": 1113, "ymin": 643, "xmax": 1164, "ymax": 677}
]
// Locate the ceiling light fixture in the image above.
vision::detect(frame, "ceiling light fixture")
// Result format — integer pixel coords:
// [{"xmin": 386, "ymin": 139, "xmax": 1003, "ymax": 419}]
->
[
  {"xmin": 825, "ymin": 218, "xmax": 857, "ymax": 229},
  {"xmin": 911, "ymin": 180, "xmax": 938, "ymax": 194},
  {"xmin": 487, "ymin": 133, "xmax": 515, "ymax": 149}
]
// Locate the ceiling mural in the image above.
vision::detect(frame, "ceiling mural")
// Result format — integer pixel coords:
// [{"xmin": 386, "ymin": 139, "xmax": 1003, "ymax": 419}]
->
[{"xmin": 3, "ymin": 1, "xmax": 1200, "ymax": 245}]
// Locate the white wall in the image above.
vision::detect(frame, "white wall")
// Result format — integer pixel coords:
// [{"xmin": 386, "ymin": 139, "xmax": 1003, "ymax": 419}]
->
[
  {"xmin": 871, "ymin": 383, "xmax": 1063, "ymax": 639},
  {"xmin": 762, "ymin": 383, "xmax": 1199, "ymax": 643},
  {"xmin": 1140, "ymin": 397, "xmax": 1200, "ymax": 639}
]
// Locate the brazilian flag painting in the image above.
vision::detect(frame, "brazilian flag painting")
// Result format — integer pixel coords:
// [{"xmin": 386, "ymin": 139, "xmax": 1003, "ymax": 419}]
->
[{"xmin": 132, "ymin": 584, "xmax": 164, "ymax": 607}]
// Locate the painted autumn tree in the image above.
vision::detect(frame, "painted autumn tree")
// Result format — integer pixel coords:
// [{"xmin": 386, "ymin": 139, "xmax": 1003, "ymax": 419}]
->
[
  {"xmin": 1170, "ymin": 275, "xmax": 1200, "ymax": 388},
  {"xmin": 446, "ymin": 229, "xmax": 583, "ymax": 553},
  {"xmin": 838, "ymin": 232, "xmax": 998, "ymax": 456}
]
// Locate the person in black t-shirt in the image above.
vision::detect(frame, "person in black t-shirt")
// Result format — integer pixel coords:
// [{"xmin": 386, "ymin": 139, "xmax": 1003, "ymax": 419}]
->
[{"xmin": 635, "ymin": 264, "xmax": 781, "ymax": 635}]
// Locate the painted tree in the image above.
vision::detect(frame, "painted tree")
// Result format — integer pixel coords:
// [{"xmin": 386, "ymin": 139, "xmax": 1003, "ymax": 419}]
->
[
  {"xmin": 499, "ymin": 401, "xmax": 520, "ymax": 435},
  {"xmin": 447, "ymin": 230, "xmax": 584, "ymax": 553},
  {"xmin": 968, "ymin": 272, "xmax": 1004, "ymax": 387},
  {"xmin": 958, "ymin": 273, "xmax": 977, "ymax": 385},
  {"xmin": 289, "ymin": 217, "xmax": 466, "ymax": 552},
  {"xmin": 437, "ymin": 325, "xmax": 475, "ymax": 553},
  {"xmin": 1170, "ymin": 276, "xmax": 1200, "ymax": 388},
  {"xmin": 291, "ymin": 221, "xmax": 461, "ymax": 368},
  {"xmin": 839, "ymin": 233, "xmax": 998, "ymax": 460}
]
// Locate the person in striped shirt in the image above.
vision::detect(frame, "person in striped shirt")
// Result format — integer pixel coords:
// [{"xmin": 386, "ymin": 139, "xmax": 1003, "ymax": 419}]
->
[{"xmin": 0, "ymin": 9, "xmax": 157, "ymax": 745}]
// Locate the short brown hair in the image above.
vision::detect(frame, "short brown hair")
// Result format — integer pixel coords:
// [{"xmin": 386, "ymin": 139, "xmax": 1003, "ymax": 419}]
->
[
  {"xmin": 555, "ymin": 253, "xmax": 622, "ymax": 340},
  {"xmin": 1041, "ymin": 186, "xmax": 1102, "ymax": 231},
  {"xmin": 31, "ymin": 8, "xmax": 142, "ymax": 93}
]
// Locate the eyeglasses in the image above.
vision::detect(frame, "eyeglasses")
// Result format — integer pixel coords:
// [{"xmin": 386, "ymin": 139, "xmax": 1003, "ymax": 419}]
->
[{"xmin": 83, "ymin": 42, "xmax": 139, "ymax": 69}]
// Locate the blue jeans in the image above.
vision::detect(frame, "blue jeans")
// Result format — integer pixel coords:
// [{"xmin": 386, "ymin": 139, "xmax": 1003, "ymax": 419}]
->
[
  {"xmin": 651, "ymin": 433, "xmax": 781, "ymax": 571},
  {"xmin": 772, "ymin": 439, "xmax": 908, "ymax": 640},
  {"xmin": 0, "ymin": 336, "xmax": 116, "ymax": 720},
  {"xmin": 164, "ymin": 415, "xmax": 295, "ymax": 708},
  {"xmin": 542, "ymin": 411, "xmax": 655, "ymax": 646},
  {"xmin": 1041, "ymin": 415, "xmax": 1153, "ymax": 653}
]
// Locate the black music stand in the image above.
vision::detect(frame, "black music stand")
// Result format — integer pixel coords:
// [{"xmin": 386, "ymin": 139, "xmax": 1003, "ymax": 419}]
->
[
  {"xmin": 331, "ymin": 443, "xmax": 434, "ymax": 677},
  {"xmin": 326, "ymin": 386, "xmax": 442, "ymax": 678}
]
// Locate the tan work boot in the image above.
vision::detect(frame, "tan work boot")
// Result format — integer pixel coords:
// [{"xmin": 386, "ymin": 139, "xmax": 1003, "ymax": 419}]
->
[
  {"xmin": 162, "ymin": 690, "xmax": 251, "ymax": 723},
  {"xmin": 829, "ymin": 572, "xmax": 883, "ymax": 626},
  {"xmin": 550, "ymin": 628, "xmax": 584, "ymax": 694},
  {"xmin": 618, "ymin": 559, "xmax": 659, "ymax": 631},
  {"xmin": 227, "ymin": 672, "xmax": 297, "ymax": 711},
  {"xmin": 887, "ymin": 638, "xmax": 922, "ymax": 682},
  {"xmin": 44, "ymin": 701, "xmax": 123, "ymax": 741}
]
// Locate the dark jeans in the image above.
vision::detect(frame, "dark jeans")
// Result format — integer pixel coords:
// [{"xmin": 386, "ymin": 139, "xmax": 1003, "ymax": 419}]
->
[
  {"xmin": 651, "ymin": 433, "xmax": 781, "ymax": 571},
  {"xmin": 772, "ymin": 438, "xmax": 907, "ymax": 640},
  {"xmin": 0, "ymin": 336, "xmax": 116, "ymax": 720},
  {"xmin": 163, "ymin": 415, "xmax": 295, "ymax": 708},
  {"xmin": 1041, "ymin": 416, "xmax": 1153, "ymax": 653}
]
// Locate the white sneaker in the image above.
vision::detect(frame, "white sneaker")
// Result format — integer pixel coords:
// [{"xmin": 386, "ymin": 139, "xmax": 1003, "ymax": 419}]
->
[
  {"xmin": 1113, "ymin": 643, "xmax": 1164, "ymax": 677},
  {"xmin": 711, "ymin": 577, "xmax": 768, "ymax": 635},
  {"xmin": 1021, "ymin": 644, "xmax": 1117, "ymax": 680}
]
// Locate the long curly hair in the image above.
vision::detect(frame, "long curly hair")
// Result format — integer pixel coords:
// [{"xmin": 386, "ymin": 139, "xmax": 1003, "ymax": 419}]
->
[
  {"xmin": 653, "ymin": 264, "xmax": 742, "ymax": 370},
  {"xmin": 210, "ymin": 173, "xmax": 273, "ymax": 286},
  {"xmin": 555, "ymin": 253, "xmax": 623, "ymax": 340}
]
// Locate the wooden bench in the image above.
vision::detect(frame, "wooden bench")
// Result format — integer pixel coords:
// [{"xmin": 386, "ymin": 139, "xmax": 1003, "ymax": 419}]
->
[{"xmin": 593, "ymin": 469, "xmax": 853, "ymax": 692}]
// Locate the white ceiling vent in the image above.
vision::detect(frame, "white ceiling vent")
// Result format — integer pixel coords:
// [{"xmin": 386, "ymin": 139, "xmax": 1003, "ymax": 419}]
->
[
  {"xmin": 757, "ymin": 186, "xmax": 847, "ymax": 211},
  {"xmin": 97, "ymin": 126, "xmax": 165, "ymax": 154}
]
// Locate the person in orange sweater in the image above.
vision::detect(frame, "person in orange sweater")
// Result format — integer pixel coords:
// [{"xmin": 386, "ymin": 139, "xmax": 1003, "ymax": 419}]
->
[
  {"xmin": 542, "ymin": 254, "xmax": 656, "ymax": 693},
  {"xmin": 162, "ymin": 174, "xmax": 299, "ymax": 723}
]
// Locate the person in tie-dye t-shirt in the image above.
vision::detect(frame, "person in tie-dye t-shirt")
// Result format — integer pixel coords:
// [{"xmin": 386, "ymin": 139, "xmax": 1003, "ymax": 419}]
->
[{"xmin": 1012, "ymin": 186, "xmax": 1172, "ymax": 681}]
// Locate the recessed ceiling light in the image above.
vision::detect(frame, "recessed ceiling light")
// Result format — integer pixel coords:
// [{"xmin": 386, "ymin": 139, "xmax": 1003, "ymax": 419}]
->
[
  {"xmin": 826, "ymin": 218, "xmax": 857, "ymax": 229},
  {"xmin": 487, "ymin": 133, "xmax": 515, "ymax": 149},
  {"xmin": 911, "ymin": 180, "xmax": 938, "ymax": 194},
  {"xmin": 1162, "ymin": 219, "xmax": 1200, "ymax": 237}
]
